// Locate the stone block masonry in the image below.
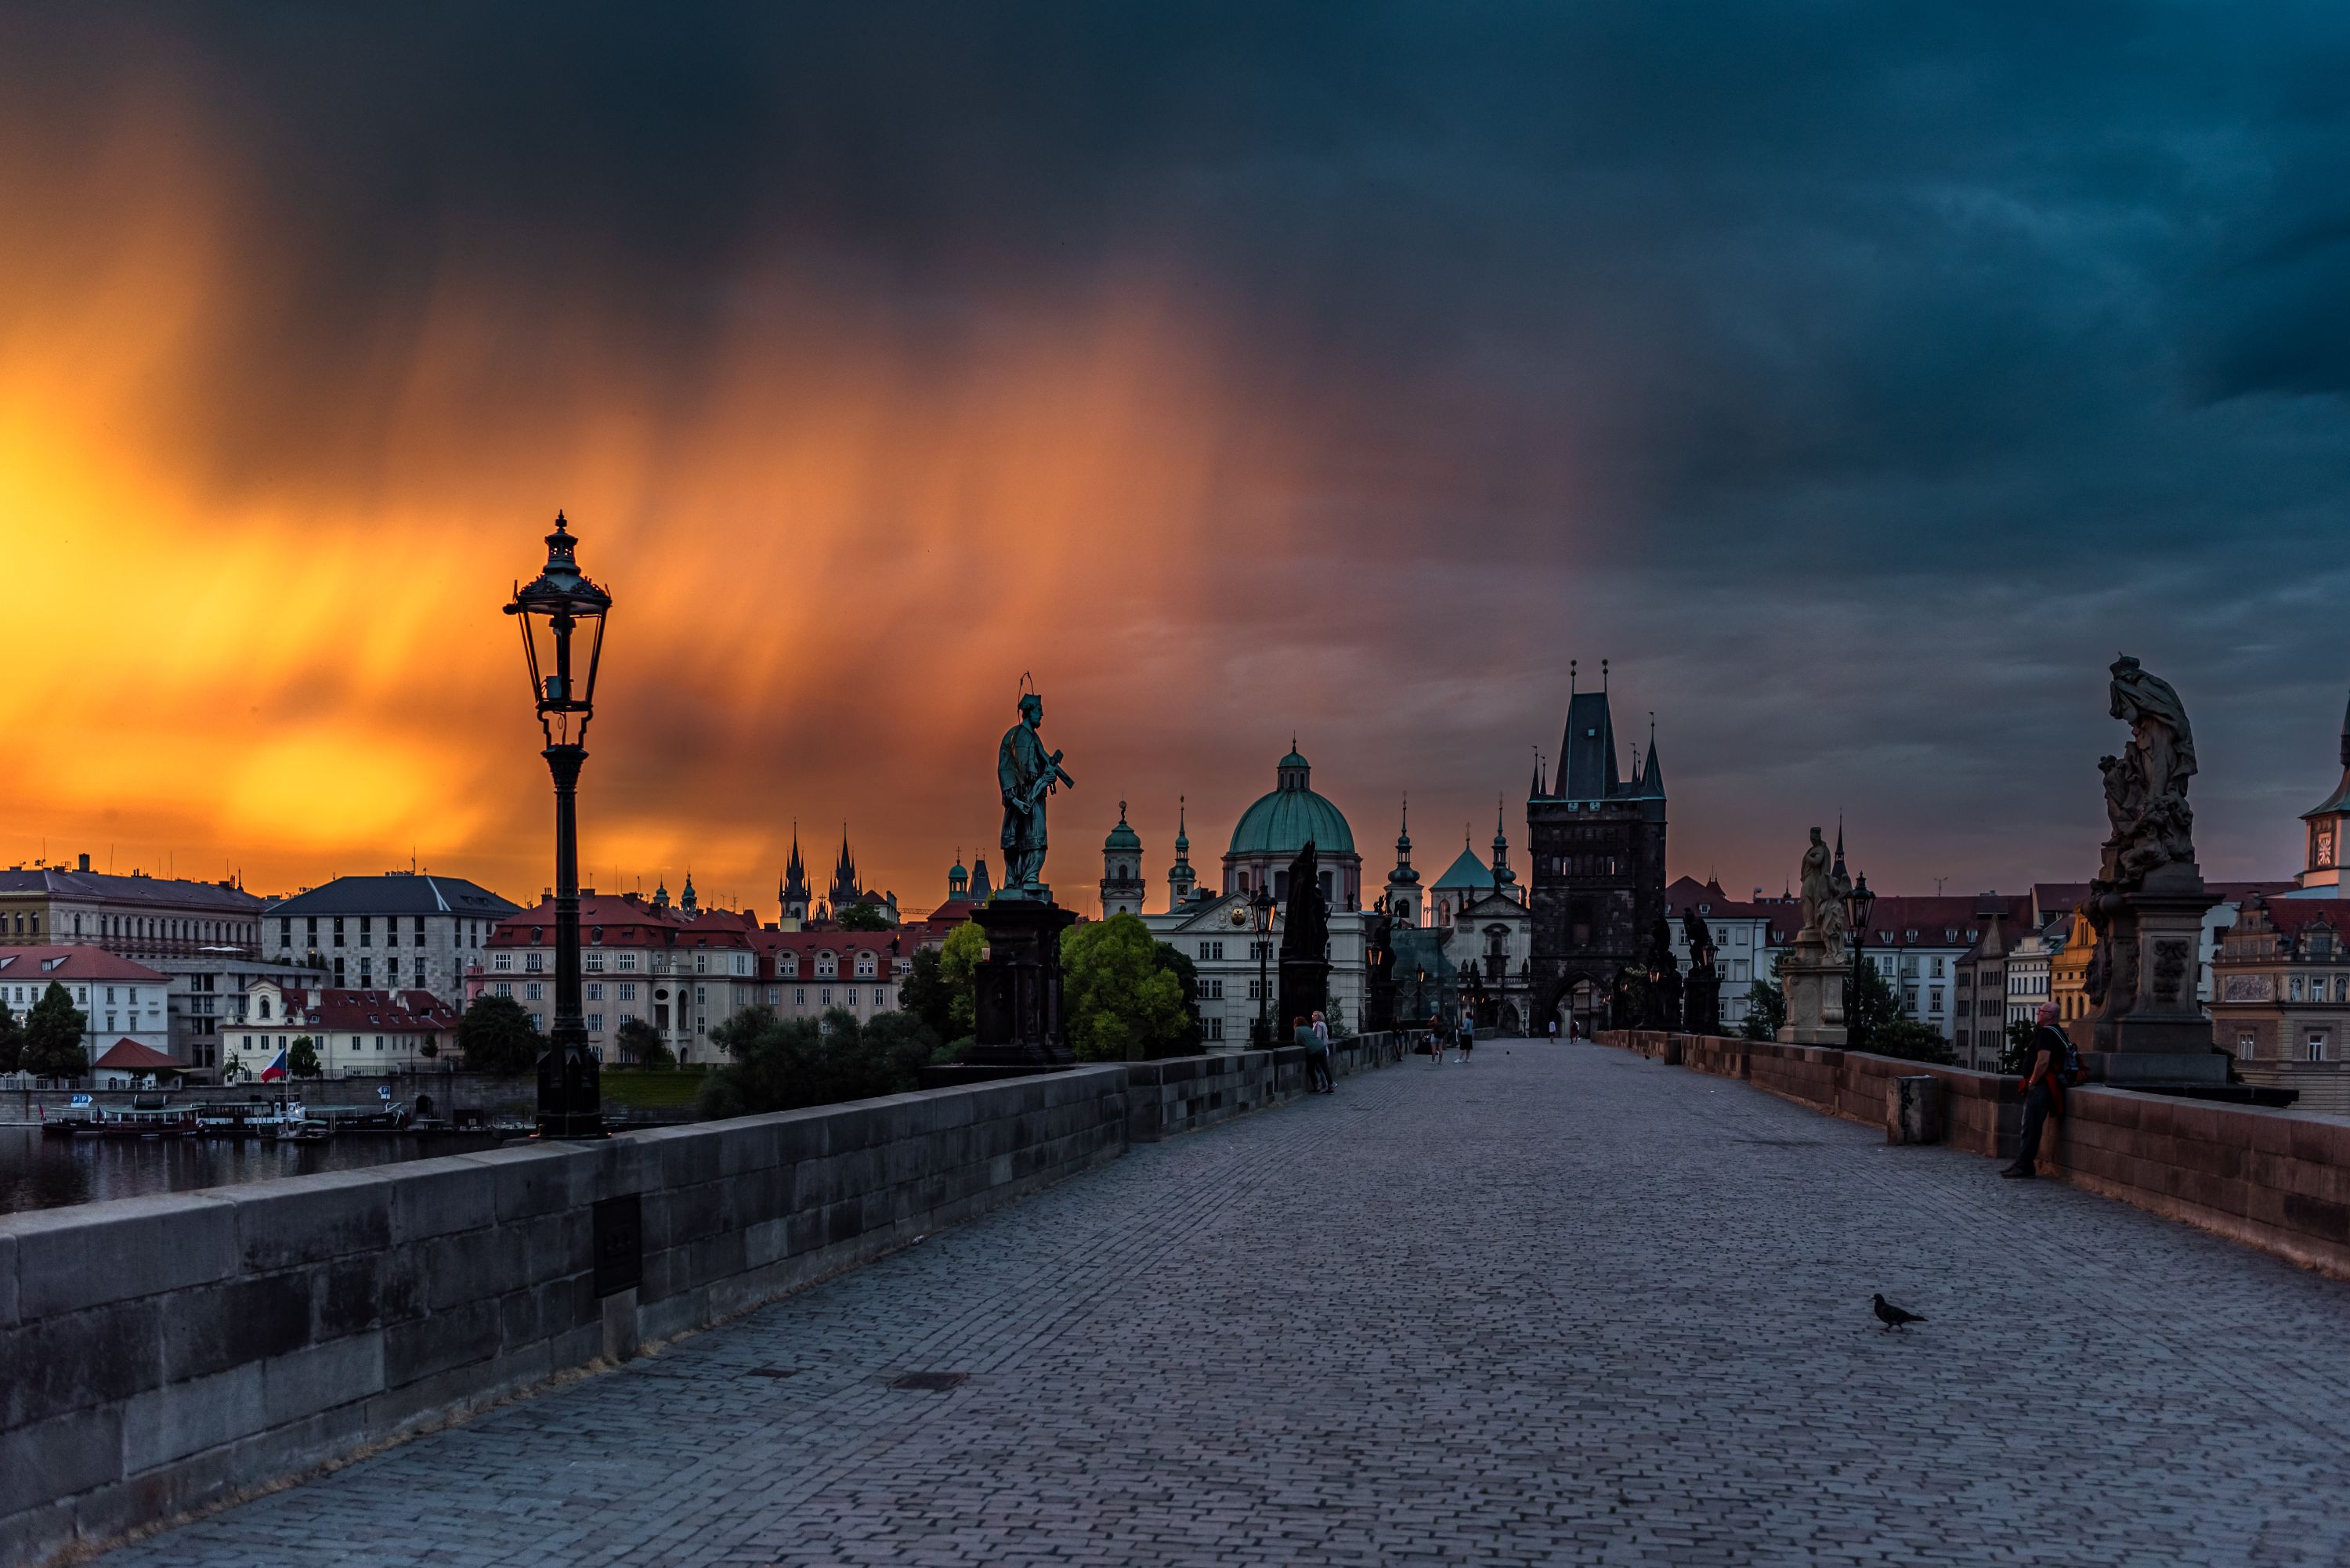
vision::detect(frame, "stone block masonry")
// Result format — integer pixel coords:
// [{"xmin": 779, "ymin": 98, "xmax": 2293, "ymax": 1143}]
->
[
  {"xmin": 1603, "ymin": 1028, "xmax": 2350, "ymax": 1279},
  {"xmin": 0, "ymin": 1039, "xmax": 1401, "ymax": 1567}
]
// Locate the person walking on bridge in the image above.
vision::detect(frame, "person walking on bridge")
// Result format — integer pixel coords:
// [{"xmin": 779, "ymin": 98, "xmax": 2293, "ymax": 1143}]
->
[
  {"xmin": 1296, "ymin": 1015, "xmax": 1334, "ymax": 1094},
  {"xmin": 2001, "ymin": 1000, "xmax": 2072, "ymax": 1180},
  {"xmin": 1457, "ymin": 1014, "xmax": 1475, "ymax": 1064}
]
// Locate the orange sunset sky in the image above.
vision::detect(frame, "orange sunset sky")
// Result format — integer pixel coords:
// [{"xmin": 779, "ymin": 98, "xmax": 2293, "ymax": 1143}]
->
[{"xmin": 5, "ymin": 6, "xmax": 2343, "ymax": 913}]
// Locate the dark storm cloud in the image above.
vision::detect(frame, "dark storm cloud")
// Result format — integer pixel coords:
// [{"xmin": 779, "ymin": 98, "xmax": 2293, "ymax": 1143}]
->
[{"xmin": 9, "ymin": 0, "xmax": 2348, "ymax": 889}]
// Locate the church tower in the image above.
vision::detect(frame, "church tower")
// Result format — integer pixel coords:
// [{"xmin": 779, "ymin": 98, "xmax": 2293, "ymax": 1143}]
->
[
  {"xmin": 1167, "ymin": 796, "xmax": 1197, "ymax": 909},
  {"xmin": 679, "ymin": 870, "xmax": 699, "ymax": 916},
  {"xmin": 2301, "ymin": 690, "xmax": 2350, "ymax": 892},
  {"xmin": 948, "ymin": 851, "xmax": 970, "ymax": 903},
  {"xmin": 971, "ymin": 856, "xmax": 994, "ymax": 903},
  {"xmin": 1525, "ymin": 658, "xmax": 1668, "ymax": 1033},
  {"xmin": 1384, "ymin": 797, "xmax": 1421, "ymax": 926},
  {"xmin": 828, "ymin": 828, "xmax": 862, "ymax": 912},
  {"xmin": 779, "ymin": 828, "xmax": 812, "ymax": 926},
  {"xmin": 1101, "ymin": 802, "xmax": 1147, "ymax": 918},
  {"xmin": 1490, "ymin": 797, "xmax": 1517, "ymax": 901}
]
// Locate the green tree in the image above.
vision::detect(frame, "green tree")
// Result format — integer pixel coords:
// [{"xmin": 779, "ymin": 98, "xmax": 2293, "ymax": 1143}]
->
[
  {"xmin": 1060, "ymin": 914, "xmax": 1188, "ymax": 1061},
  {"xmin": 937, "ymin": 921, "xmax": 985, "ymax": 1039},
  {"xmin": 1741, "ymin": 952, "xmax": 1788, "ymax": 1041},
  {"xmin": 898, "ymin": 947, "xmax": 956, "ymax": 1042},
  {"xmin": 835, "ymin": 901, "xmax": 892, "ymax": 931},
  {"xmin": 457, "ymin": 994, "xmax": 544, "ymax": 1074},
  {"xmin": 0, "ymin": 995, "xmax": 20, "ymax": 1075},
  {"xmin": 1153, "ymin": 942, "xmax": 1206, "ymax": 1053},
  {"xmin": 698, "ymin": 1006, "xmax": 945, "ymax": 1118},
  {"xmin": 221, "ymin": 1050, "xmax": 250, "ymax": 1084},
  {"xmin": 1848, "ymin": 960, "xmax": 1956, "ymax": 1065},
  {"xmin": 287, "ymin": 1036, "xmax": 323, "ymax": 1078},
  {"xmin": 614, "ymin": 1016, "xmax": 672, "ymax": 1067},
  {"xmin": 21, "ymin": 981, "xmax": 89, "ymax": 1079}
]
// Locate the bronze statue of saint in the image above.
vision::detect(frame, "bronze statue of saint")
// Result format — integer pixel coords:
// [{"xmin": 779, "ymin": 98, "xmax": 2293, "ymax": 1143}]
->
[{"xmin": 996, "ymin": 690, "xmax": 1072, "ymax": 896}]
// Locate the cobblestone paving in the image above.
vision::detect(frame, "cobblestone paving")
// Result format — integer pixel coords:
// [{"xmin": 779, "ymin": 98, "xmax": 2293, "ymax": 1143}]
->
[{"xmin": 111, "ymin": 1044, "xmax": 2350, "ymax": 1566}]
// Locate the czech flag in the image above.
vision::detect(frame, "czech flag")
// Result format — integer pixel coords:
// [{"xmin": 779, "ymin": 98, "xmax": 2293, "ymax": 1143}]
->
[{"xmin": 259, "ymin": 1047, "xmax": 289, "ymax": 1083}]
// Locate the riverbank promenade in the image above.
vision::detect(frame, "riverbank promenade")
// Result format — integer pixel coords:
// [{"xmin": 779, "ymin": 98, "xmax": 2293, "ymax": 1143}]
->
[{"xmin": 106, "ymin": 1043, "xmax": 2350, "ymax": 1567}]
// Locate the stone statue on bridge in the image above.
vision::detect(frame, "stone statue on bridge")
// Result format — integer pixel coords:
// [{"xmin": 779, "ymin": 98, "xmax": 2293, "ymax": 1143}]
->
[
  {"xmin": 1798, "ymin": 827, "xmax": 1834, "ymax": 937},
  {"xmin": 2101, "ymin": 654, "xmax": 2198, "ymax": 888},
  {"xmin": 996, "ymin": 687, "xmax": 1073, "ymax": 898}
]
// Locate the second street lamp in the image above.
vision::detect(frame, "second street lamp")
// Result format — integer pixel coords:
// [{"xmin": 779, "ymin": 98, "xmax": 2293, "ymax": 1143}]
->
[
  {"xmin": 1844, "ymin": 870, "xmax": 1877, "ymax": 1053},
  {"xmin": 506, "ymin": 512, "xmax": 613, "ymax": 1140},
  {"xmin": 1251, "ymin": 886, "xmax": 1276, "ymax": 1047}
]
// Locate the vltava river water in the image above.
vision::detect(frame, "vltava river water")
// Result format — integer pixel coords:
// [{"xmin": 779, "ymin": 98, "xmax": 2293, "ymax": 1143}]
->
[{"xmin": 0, "ymin": 1125, "xmax": 507, "ymax": 1215}]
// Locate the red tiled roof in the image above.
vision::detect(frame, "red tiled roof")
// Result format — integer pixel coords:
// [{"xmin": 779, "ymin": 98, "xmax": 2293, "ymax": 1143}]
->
[
  {"xmin": 485, "ymin": 894, "xmax": 757, "ymax": 951},
  {"xmin": 269, "ymin": 987, "xmax": 458, "ymax": 1031},
  {"xmin": 93, "ymin": 1039, "xmax": 185, "ymax": 1071},
  {"xmin": 0, "ymin": 947, "xmax": 171, "ymax": 984}
]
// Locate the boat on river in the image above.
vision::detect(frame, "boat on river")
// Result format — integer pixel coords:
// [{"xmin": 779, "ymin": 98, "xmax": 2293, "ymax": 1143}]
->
[
  {"xmin": 38, "ymin": 1094, "xmax": 100, "ymax": 1138},
  {"xmin": 193, "ymin": 1099, "xmax": 313, "ymax": 1140}
]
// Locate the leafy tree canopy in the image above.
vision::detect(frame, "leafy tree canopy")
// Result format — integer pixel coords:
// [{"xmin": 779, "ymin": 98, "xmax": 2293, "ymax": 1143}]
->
[
  {"xmin": 0, "ymin": 995, "xmax": 20, "ymax": 1075},
  {"xmin": 699, "ymin": 1006, "xmax": 945, "ymax": 1118},
  {"xmin": 1060, "ymin": 914, "xmax": 1189, "ymax": 1062},
  {"xmin": 22, "ymin": 981, "xmax": 88, "ymax": 1079},
  {"xmin": 287, "ymin": 1036, "xmax": 322, "ymax": 1078},
  {"xmin": 615, "ymin": 1016, "xmax": 673, "ymax": 1068},
  {"xmin": 458, "ymin": 994, "xmax": 544, "ymax": 1075},
  {"xmin": 835, "ymin": 901, "xmax": 892, "ymax": 931},
  {"xmin": 937, "ymin": 922, "xmax": 985, "ymax": 1036}
]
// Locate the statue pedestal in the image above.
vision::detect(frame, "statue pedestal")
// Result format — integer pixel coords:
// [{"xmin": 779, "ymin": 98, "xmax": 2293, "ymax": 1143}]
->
[
  {"xmin": 968, "ymin": 898, "xmax": 1077, "ymax": 1066},
  {"xmin": 2075, "ymin": 860, "xmax": 2225, "ymax": 1085},
  {"xmin": 1685, "ymin": 972, "xmax": 1723, "ymax": 1037},
  {"xmin": 1776, "ymin": 932, "xmax": 1849, "ymax": 1047},
  {"xmin": 1278, "ymin": 958, "xmax": 1330, "ymax": 1039}
]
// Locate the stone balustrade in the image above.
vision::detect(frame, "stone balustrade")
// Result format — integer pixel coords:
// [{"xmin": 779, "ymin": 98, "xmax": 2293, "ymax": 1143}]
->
[
  {"xmin": 0, "ymin": 1039, "xmax": 1398, "ymax": 1568},
  {"xmin": 1599, "ymin": 1028, "xmax": 2350, "ymax": 1280}
]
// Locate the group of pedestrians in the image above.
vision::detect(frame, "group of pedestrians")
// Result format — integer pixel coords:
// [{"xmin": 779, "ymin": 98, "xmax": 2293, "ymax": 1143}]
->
[{"xmin": 1419, "ymin": 1014, "xmax": 1475, "ymax": 1064}]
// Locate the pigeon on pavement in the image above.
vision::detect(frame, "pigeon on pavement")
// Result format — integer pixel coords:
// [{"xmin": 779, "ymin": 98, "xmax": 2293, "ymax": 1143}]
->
[{"xmin": 1872, "ymin": 1293, "xmax": 1925, "ymax": 1331}]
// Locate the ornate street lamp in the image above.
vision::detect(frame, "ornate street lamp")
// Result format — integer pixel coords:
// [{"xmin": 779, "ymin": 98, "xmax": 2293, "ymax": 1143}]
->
[
  {"xmin": 1844, "ymin": 870, "xmax": 1876, "ymax": 1052},
  {"xmin": 505, "ymin": 513, "xmax": 612, "ymax": 1140},
  {"xmin": 1251, "ymin": 885, "xmax": 1276, "ymax": 1048}
]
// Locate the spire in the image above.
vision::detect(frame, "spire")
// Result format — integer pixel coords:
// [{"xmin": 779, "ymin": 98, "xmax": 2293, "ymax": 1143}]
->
[
  {"xmin": 1174, "ymin": 794, "xmax": 1190, "ymax": 853},
  {"xmin": 1832, "ymin": 819, "xmax": 1847, "ymax": 883},
  {"xmin": 1640, "ymin": 724, "xmax": 1665, "ymax": 797},
  {"xmin": 1397, "ymin": 793, "xmax": 1412, "ymax": 853},
  {"xmin": 680, "ymin": 868, "xmax": 698, "ymax": 915}
]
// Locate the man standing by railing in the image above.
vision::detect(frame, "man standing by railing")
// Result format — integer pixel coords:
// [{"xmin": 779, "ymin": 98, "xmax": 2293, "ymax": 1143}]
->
[{"xmin": 2001, "ymin": 1000, "xmax": 2071, "ymax": 1180}]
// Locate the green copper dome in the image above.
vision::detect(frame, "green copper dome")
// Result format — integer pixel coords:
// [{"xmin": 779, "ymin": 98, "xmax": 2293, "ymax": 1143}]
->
[
  {"xmin": 1227, "ymin": 749, "xmax": 1355, "ymax": 858},
  {"xmin": 1104, "ymin": 802, "xmax": 1142, "ymax": 853}
]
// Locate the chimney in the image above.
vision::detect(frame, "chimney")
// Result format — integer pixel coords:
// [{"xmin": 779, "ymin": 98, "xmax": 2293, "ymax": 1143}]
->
[{"xmin": 78, "ymin": 853, "xmax": 91, "ymax": 873}]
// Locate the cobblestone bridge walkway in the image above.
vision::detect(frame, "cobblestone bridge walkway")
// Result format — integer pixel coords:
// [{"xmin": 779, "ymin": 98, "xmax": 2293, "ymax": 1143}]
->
[{"xmin": 114, "ymin": 1045, "xmax": 2350, "ymax": 1566}]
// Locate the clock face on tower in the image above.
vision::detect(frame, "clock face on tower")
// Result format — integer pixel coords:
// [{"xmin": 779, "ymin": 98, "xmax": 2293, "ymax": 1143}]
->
[{"xmin": 2317, "ymin": 824, "xmax": 2338, "ymax": 870}]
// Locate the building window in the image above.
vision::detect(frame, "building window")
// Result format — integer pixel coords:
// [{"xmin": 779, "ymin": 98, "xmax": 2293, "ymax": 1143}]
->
[
  {"xmin": 1199, "ymin": 941, "xmax": 1224, "ymax": 961},
  {"xmin": 820, "ymin": 988, "xmax": 831, "ymax": 1006},
  {"xmin": 767, "ymin": 987, "xmax": 779, "ymax": 1004},
  {"xmin": 619, "ymin": 952, "xmax": 638, "ymax": 971},
  {"xmin": 525, "ymin": 982, "xmax": 544, "ymax": 1001},
  {"xmin": 586, "ymin": 982, "xmax": 603, "ymax": 1001},
  {"xmin": 525, "ymin": 952, "xmax": 544, "ymax": 973},
  {"xmin": 494, "ymin": 952, "xmax": 513, "ymax": 971},
  {"xmin": 1208, "ymin": 1017, "xmax": 1224, "ymax": 1040},
  {"xmin": 494, "ymin": 981, "xmax": 512, "ymax": 999},
  {"xmin": 1929, "ymin": 988, "xmax": 1943, "ymax": 1014},
  {"xmin": 588, "ymin": 1013, "xmax": 603, "ymax": 1032},
  {"xmin": 1205, "ymin": 978, "xmax": 1224, "ymax": 1000},
  {"xmin": 2312, "ymin": 1034, "xmax": 2330, "ymax": 1064},
  {"xmin": 584, "ymin": 952, "xmax": 605, "ymax": 972},
  {"xmin": 333, "ymin": 917, "xmax": 345, "ymax": 947},
  {"xmin": 619, "ymin": 981, "xmax": 637, "ymax": 1001},
  {"xmin": 693, "ymin": 952, "xmax": 707, "ymax": 974}
]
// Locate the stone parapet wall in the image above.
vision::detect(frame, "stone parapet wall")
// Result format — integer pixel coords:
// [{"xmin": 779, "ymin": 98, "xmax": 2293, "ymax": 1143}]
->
[
  {"xmin": 1126, "ymin": 1032, "xmax": 1402, "ymax": 1142},
  {"xmin": 0, "ymin": 1039, "xmax": 1402, "ymax": 1567},
  {"xmin": 1599, "ymin": 1030, "xmax": 2350, "ymax": 1280}
]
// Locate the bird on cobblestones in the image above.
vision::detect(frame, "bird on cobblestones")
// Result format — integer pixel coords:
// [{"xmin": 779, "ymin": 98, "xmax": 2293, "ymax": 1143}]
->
[{"xmin": 1871, "ymin": 1294, "xmax": 1925, "ymax": 1331}]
